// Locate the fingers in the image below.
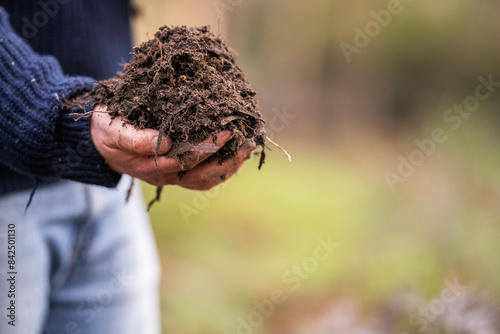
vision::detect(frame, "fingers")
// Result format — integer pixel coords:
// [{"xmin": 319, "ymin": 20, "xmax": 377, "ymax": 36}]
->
[
  {"xmin": 171, "ymin": 141, "xmax": 256, "ymax": 190},
  {"xmin": 174, "ymin": 131, "xmax": 232, "ymax": 171},
  {"xmin": 113, "ymin": 131, "xmax": 236, "ymax": 180},
  {"xmin": 92, "ymin": 105, "xmax": 255, "ymax": 188},
  {"xmin": 93, "ymin": 110, "xmax": 171, "ymax": 156}
]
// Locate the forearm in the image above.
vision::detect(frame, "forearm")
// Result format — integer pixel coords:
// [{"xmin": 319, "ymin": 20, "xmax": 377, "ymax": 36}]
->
[{"xmin": 0, "ymin": 8, "xmax": 120, "ymax": 187}]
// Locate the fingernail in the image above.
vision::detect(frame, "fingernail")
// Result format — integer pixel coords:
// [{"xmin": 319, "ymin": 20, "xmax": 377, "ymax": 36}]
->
[{"xmin": 220, "ymin": 131, "xmax": 232, "ymax": 142}]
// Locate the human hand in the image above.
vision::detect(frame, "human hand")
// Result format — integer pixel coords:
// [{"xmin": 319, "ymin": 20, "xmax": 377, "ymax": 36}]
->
[{"xmin": 90, "ymin": 106, "xmax": 256, "ymax": 190}]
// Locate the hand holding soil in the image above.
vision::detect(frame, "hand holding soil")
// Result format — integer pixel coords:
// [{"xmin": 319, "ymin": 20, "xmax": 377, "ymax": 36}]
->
[
  {"xmin": 91, "ymin": 106, "xmax": 256, "ymax": 190},
  {"xmin": 90, "ymin": 25, "xmax": 275, "ymax": 206},
  {"xmin": 91, "ymin": 26, "xmax": 266, "ymax": 164}
]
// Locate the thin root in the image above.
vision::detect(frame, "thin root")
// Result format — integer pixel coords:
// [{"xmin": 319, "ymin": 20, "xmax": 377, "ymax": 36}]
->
[
  {"xmin": 266, "ymin": 137, "xmax": 292, "ymax": 163},
  {"xmin": 125, "ymin": 177, "xmax": 135, "ymax": 202},
  {"xmin": 69, "ymin": 110, "xmax": 93, "ymax": 120},
  {"xmin": 147, "ymin": 186, "xmax": 163, "ymax": 211}
]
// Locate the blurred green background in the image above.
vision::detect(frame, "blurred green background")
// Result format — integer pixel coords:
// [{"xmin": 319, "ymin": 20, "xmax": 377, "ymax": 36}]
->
[{"xmin": 133, "ymin": 0, "xmax": 500, "ymax": 333}]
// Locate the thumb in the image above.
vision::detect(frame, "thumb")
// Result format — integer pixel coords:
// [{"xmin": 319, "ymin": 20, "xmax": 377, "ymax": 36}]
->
[
  {"xmin": 93, "ymin": 109, "xmax": 171, "ymax": 156},
  {"xmin": 118, "ymin": 126, "xmax": 172, "ymax": 156}
]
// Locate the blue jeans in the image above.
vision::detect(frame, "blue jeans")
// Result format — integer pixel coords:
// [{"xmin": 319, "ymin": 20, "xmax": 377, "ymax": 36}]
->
[{"xmin": 0, "ymin": 176, "xmax": 161, "ymax": 334}]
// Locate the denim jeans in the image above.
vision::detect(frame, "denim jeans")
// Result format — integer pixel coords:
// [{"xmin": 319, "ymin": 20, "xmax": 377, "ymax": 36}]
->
[{"xmin": 0, "ymin": 176, "xmax": 161, "ymax": 334}]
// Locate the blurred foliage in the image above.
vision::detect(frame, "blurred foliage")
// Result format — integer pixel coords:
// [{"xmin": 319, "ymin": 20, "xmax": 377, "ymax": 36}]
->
[
  {"xmin": 143, "ymin": 117, "xmax": 500, "ymax": 333},
  {"xmin": 225, "ymin": 0, "xmax": 500, "ymax": 137},
  {"xmin": 132, "ymin": 0, "xmax": 500, "ymax": 333}
]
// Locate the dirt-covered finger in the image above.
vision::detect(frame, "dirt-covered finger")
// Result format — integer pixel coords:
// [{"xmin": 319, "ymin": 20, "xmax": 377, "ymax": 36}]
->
[
  {"xmin": 176, "ymin": 141, "xmax": 255, "ymax": 185},
  {"xmin": 174, "ymin": 131, "xmax": 233, "ymax": 171},
  {"xmin": 92, "ymin": 110, "xmax": 171, "ymax": 156},
  {"xmin": 173, "ymin": 158, "xmax": 242, "ymax": 190},
  {"xmin": 237, "ymin": 140, "xmax": 257, "ymax": 159},
  {"xmin": 117, "ymin": 126, "xmax": 171, "ymax": 155},
  {"xmin": 169, "ymin": 159, "xmax": 222, "ymax": 189}
]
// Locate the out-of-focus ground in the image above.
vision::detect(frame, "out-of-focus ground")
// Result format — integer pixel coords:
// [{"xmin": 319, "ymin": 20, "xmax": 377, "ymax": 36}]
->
[{"xmin": 133, "ymin": 0, "xmax": 500, "ymax": 333}]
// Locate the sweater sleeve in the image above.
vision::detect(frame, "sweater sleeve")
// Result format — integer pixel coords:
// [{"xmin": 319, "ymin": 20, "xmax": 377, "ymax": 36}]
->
[{"xmin": 0, "ymin": 8, "xmax": 121, "ymax": 187}]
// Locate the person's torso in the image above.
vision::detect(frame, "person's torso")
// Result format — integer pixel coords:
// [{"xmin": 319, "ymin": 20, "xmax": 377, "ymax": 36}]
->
[
  {"xmin": 0, "ymin": 0, "xmax": 133, "ymax": 79},
  {"xmin": 0, "ymin": 0, "xmax": 133, "ymax": 194}
]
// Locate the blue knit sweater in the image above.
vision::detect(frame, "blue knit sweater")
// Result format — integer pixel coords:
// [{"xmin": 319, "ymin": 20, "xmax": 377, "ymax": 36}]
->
[{"xmin": 0, "ymin": 1, "xmax": 133, "ymax": 195}]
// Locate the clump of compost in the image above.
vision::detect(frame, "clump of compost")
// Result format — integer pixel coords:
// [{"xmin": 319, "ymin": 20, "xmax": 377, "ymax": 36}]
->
[{"xmin": 92, "ymin": 25, "xmax": 267, "ymax": 175}]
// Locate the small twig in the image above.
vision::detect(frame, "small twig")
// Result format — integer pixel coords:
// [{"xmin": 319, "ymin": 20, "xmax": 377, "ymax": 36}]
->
[
  {"xmin": 217, "ymin": 10, "xmax": 223, "ymax": 36},
  {"xmin": 156, "ymin": 36, "xmax": 163, "ymax": 61},
  {"xmin": 69, "ymin": 111, "xmax": 93, "ymax": 120},
  {"xmin": 266, "ymin": 137, "xmax": 292, "ymax": 163},
  {"xmin": 228, "ymin": 46, "xmax": 240, "ymax": 57},
  {"xmin": 147, "ymin": 186, "xmax": 163, "ymax": 211},
  {"xmin": 88, "ymin": 109, "xmax": 113, "ymax": 114},
  {"xmin": 147, "ymin": 37, "xmax": 163, "ymax": 95},
  {"xmin": 126, "ymin": 177, "xmax": 135, "ymax": 203},
  {"xmin": 155, "ymin": 119, "xmax": 169, "ymax": 170}
]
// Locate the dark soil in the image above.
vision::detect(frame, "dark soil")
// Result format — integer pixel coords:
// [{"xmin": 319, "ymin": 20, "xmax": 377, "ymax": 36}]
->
[{"xmin": 91, "ymin": 26, "xmax": 266, "ymax": 173}]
